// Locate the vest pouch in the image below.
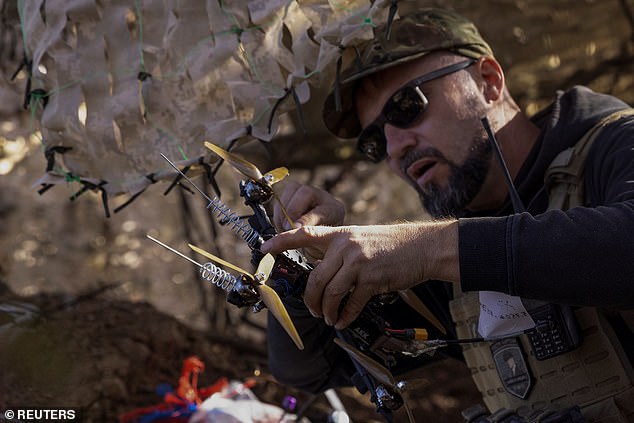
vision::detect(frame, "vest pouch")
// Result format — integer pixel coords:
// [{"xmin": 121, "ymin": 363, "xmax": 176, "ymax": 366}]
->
[{"xmin": 450, "ymin": 291, "xmax": 634, "ymax": 421}]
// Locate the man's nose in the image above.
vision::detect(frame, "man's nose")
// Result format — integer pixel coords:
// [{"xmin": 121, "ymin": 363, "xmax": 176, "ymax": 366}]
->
[{"xmin": 385, "ymin": 124, "xmax": 417, "ymax": 160}]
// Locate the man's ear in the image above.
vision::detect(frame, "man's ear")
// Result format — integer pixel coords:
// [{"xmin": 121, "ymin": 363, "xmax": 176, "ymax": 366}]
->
[{"xmin": 477, "ymin": 57, "xmax": 504, "ymax": 102}]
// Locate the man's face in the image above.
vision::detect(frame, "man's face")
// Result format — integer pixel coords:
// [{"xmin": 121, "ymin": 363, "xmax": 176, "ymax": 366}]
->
[{"xmin": 355, "ymin": 54, "xmax": 493, "ymax": 218}]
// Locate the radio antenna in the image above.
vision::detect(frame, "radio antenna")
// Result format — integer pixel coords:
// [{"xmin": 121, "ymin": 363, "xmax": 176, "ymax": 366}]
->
[{"xmin": 481, "ymin": 117, "xmax": 526, "ymax": 213}]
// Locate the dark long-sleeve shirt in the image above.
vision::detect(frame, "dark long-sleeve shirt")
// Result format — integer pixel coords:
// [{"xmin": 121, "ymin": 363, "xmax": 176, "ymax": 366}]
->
[
  {"xmin": 268, "ymin": 86, "xmax": 634, "ymax": 393},
  {"xmin": 460, "ymin": 86, "xmax": 634, "ymax": 307}
]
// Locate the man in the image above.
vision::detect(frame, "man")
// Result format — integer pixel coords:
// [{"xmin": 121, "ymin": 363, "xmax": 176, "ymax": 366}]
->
[{"xmin": 262, "ymin": 8, "xmax": 634, "ymax": 421}]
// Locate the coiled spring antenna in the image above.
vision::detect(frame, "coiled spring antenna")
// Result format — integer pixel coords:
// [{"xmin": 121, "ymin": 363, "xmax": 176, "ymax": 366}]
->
[
  {"xmin": 146, "ymin": 235, "xmax": 239, "ymax": 292},
  {"xmin": 206, "ymin": 197, "xmax": 261, "ymax": 248},
  {"xmin": 161, "ymin": 153, "xmax": 263, "ymax": 249},
  {"xmin": 200, "ymin": 261, "xmax": 239, "ymax": 291}
]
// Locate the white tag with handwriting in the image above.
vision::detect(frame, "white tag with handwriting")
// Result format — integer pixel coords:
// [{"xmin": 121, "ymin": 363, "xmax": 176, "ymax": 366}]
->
[{"xmin": 478, "ymin": 291, "xmax": 536, "ymax": 338}]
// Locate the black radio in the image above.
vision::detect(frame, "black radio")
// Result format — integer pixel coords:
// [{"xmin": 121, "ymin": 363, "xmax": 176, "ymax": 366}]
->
[{"xmin": 523, "ymin": 301, "xmax": 583, "ymax": 360}]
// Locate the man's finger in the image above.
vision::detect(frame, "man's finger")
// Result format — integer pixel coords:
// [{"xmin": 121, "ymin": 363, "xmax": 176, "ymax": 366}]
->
[
  {"xmin": 274, "ymin": 181, "xmax": 301, "ymax": 230},
  {"xmin": 303, "ymin": 252, "xmax": 343, "ymax": 320},
  {"xmin": 320, "ymin": 264, "xmax": 355, "ymax": 327},
  {"xmin": 334, "ymin": 286, "xmax": 372, "ymax": 330},
  {"xmin": 285, "ymin": 186, "xmax": 316, "ymax": 224},
  {"xmin": 294, "ymin": 204, "xmax": 339, "ymax": 227},
  {"xmin": 261, "ymin": 225, "xmax": 329, "ymax": 255}
]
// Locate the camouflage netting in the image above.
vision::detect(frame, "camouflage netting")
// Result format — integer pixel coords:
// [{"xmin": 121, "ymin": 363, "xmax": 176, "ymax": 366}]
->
[
  {"xmin": 5, "ymin": 0, "xmax": 634, "ymax": 214},
  {"xmin": 14, "ymin": 0, "xmax": 394, "ymax": 209}
]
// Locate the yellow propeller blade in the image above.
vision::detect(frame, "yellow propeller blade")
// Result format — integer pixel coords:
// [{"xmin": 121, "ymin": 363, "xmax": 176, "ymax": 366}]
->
[
  {"xmin": 253, "ymin": 253, "xmax": 304, "ymax": 349},
  {"xmin": 188, "ymin": 246, "xmax": 304, "ymax": 350},
  {"xmin": 204, "ymin": 141, "xmax": 263, "ymax": 181},
  {"xmin": 334, "ymin": 338, "xmax": 396, "ymax": 387},
  {"xmin": 263, "ymin": 167, "xmax": 289, "ymax": 185},
  {"xmin": 257, "ymin": 283, "xmax": 304, "ymax": 350},
  {"xmin": 188, "ymin": 243, "xmax": 251, "ymax": 276},
  {"xmin": 399, "ymin": 290, "xmax": 446, "ymax": 335},
  {"xmin": 273, "ymin": 192, "xmax": 296, "ymax": 230},
  {"xmin": 254, "ymin": 253, "xmax": 276, "ymax": 281}
]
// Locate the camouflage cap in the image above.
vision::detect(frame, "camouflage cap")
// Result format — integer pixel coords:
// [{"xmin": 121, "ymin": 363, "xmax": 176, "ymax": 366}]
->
[{"xmin": 323, "ymin": 8, "xmax": 493, "ymax": 139}]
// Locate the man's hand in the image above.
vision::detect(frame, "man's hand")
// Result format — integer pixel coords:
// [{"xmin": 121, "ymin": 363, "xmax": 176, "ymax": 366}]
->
[
  {"xmin": 261, "ymin": 220, "xmax": 459, "ymax": 329},
  {"xmin": 273, "ymin": 181, "xmax": 345, "ymax": 230}
]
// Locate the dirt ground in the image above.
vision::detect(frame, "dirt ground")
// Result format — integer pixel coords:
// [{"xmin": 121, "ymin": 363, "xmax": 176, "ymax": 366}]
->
[{"xmin": 0, "ymin": 289, "xmax": 480, "ymax": 423}]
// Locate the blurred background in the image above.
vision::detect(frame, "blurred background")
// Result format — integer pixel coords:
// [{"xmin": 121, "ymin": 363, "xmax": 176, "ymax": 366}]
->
[{"xmin": 1, "ymin": 0, "xmax": 633, "ymax": 422}]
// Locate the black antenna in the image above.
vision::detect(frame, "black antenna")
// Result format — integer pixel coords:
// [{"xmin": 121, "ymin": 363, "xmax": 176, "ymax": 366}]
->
[{"xmin": 481, "ymin": 117, "xmax": 526, "ymax": 213}]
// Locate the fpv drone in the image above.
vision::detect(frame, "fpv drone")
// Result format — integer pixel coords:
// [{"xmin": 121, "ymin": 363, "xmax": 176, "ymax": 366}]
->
[{"xmin": 148, "ymin": 143, "xmax": 459, "ymax": 422}]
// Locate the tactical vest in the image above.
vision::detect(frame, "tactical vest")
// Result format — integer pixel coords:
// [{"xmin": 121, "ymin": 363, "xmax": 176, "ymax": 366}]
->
[{"xmin": 450, "ymin": 109, "xmax": 634, "ymax": 422}]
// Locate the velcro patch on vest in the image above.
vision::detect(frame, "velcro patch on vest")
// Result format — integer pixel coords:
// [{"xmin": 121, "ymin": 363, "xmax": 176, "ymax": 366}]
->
[{"xmin": 491, "ymin": 338, "xmax": 533, "ymax": 399}]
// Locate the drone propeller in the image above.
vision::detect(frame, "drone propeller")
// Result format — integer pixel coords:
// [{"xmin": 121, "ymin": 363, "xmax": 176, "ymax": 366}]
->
[
  {"xmin": 398, "ymin": 290, "xmax": 447, "ymax": 335},
  {"xmin": 205, "ymin": 141, "xmax": 263, "ymax": 181},
  {"xmin": 251, "ymin": 254, "xmax": 305, "ymax": 350},
  {"xmin": 334, "ymin": 338, "xmax": 395, "ymax": 387},
  {"xmin": 334, "ymin": 338, "xmax": 416, "ymax": 423},
  {"xmin": 204, "ymin": 141, "xmax": 295, "ymax": 230},
  {"xmin": 188, "ymin": 243, "xmax": 250, "ymax": 275},
  {"xmin": 205, "ymin": 141, "xmax": 290, "ymax": 185},
  {"xmin": 263, "ymin": 166, "xmax": 290, "ymax": 185},
  {"xmin": 188, "ymin": 244, "xmax": 304, "ymax": 350}
]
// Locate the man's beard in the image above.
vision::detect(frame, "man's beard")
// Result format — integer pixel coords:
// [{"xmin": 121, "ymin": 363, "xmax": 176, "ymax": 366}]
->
[{"xmin": 401, "ymin": 132, "xmax": 492, "ymax": 218}]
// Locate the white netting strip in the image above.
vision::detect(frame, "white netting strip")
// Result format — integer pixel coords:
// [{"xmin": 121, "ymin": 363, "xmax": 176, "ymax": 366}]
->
[{"xmin": 18, "ymin": 0, "xmax": 392, "ymax": 199}]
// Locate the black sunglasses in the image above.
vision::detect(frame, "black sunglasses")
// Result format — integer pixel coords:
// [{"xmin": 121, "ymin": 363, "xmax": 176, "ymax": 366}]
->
[{"xmin": 357, "ymin": 58, "xmax": 477, "ymax": 162}]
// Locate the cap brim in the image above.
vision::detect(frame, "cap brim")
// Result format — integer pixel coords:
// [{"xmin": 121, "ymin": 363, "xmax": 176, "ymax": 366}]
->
[{"xmin": 322, "ymin": 50, "xmax": 434, "ymax": 139}]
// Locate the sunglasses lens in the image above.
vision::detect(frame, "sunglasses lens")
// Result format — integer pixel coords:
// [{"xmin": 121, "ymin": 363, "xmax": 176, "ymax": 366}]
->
[
  {"xmin": 384, "ymin": 86, "xmax": 428, "ymax": 127},
  {"xmin": 357, "ymin": 85, "xmax": 428, "ymax": 162},
  {"xmin": 358, "ymin": 125, "xmax": 387, "ymax": 163}
]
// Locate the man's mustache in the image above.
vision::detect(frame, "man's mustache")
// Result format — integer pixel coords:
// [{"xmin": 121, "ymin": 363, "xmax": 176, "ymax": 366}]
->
[{"xmin": 399, "ymin": 147, "xmax": 450, "ymax": 178}]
